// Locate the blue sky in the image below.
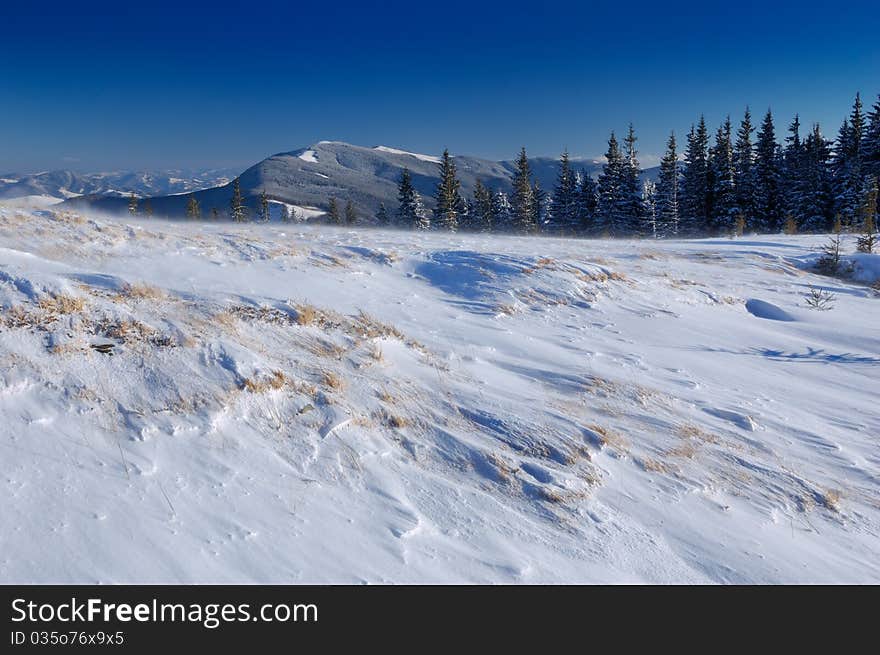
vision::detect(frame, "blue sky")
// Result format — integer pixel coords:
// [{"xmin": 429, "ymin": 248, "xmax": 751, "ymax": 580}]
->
[{"xmin": 2, "ymin": 0, "xmax": 878, "ymax": 173}]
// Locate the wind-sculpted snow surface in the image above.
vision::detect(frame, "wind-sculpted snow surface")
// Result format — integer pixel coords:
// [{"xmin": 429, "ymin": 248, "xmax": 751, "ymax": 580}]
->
[{"xmin": 1, "ymin": 203, "xmax": 879, "ymax": 583}]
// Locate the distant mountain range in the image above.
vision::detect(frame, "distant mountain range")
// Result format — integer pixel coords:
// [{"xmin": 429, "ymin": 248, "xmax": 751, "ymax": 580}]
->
[
  {"xmin": 45, "ymin": 142, "xmax": 659, "ymax": 220},
  {"xmin": 0, "ymin": 168, "xmax": 240, "ymax": 200}
]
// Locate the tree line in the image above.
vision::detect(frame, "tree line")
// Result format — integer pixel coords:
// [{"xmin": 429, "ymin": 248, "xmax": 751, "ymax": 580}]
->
[
  {"xmin": 127, "ymin": 91, "xmax": 880, "ymax": 240},
  {"xmin": 386, "ymin": 92, "xmax": 880, "ymax": 238}
]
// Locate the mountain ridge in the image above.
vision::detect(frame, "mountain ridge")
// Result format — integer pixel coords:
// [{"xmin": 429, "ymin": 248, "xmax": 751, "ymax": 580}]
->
[
  {"xmin": 0, "ymin": 167, "xmax": 240, "ymax": 201},
  {"xmin": 57, "ymin": 141, "xmax": 660, "ymax": 220}
]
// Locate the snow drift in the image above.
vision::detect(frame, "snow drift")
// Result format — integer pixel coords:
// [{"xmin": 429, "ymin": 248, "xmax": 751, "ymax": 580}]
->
[{"xmin": 1, "ymin": 202, "xmax": 879, "ymax": 583}]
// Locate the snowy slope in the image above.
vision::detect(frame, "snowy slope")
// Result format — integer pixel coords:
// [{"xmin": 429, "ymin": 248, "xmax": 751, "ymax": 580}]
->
[{"xmin": 1, "ymin": 203, "xmax": 879, "ymax": 583}]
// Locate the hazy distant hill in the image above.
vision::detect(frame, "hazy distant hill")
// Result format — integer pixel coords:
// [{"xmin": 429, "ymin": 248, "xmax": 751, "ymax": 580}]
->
[
  {"xmin": 0, "ymin": 168, "xmax": 239, "ymax": 200},
  {"xmin": 60, "ymin": 142, "xmax": 660, "ymax": 219}
]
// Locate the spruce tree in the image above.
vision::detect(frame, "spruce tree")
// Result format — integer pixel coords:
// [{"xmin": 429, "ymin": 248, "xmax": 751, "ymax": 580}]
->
[
  {"xmin": 397, "ymin": 168, "xmax": 429, "ymax": 229},
  {"xmin": 575, "ymin": 172, "xmax": 598, "ymax": 234},
  {"xmin": 433, "ymin": 148, "xmax": 462, "ymax": 231},
  {"xmin": 782, "ymin": 114, "xmax": 806, "ymax": 229},
  {"xmin": 279, "ymin": 204, "xmax": 290, "ymax": 223},
  {"xmin": 832, "ymin": 119, "xmax": 853, "ymax": 228},
  {"xmin": 459, "ymin": 197, "xmax": 474, "ymax": 231},
  {"xmin": 258, "ymin": 190, "xmax": 270, "ymax": 222},
  {"xmin": 680, "ymin": 118, "xmax": 710, "ymax": 234},
  {"xmin": 412, "ymin": 193, "xmax": 429, "ymax": 230},
  {"xmin": 186, "ymin": 193, "xmax": 201, "ymax": 219},
  {"xmin": 549, "ymin": 150, "xmax": 578, "ymax": 233},
  {"xmin": 532, "ymin": 180, "xmax": 547, "ymax": 231},
  {"xmin": 734, "ymin": 108, "xmax": 756, "ymax": 227},
  {"xmin": 801, "ymin": 123, "xmax": 834, "ymax": 232},
  {"xmin": 472, "ymin": 180, "xmax": 495, "ymax": 233},
  {"xmin": 833, "ymin": 94, "xmax": 866, "ymax": 228},
  {"xmin": 492, "ymin": 191, "xmax": 512, "ymax": 231},
  {"xmin": 327, "ymin": 197, "xmax": 341, "ymax": 224},
  {"xmin": 596, "ymin": 132, "xmax": 625, "ymax": 235},
  {"xmin": 655, "ymin": 132, "xmax": 680, "ymax": 236},
  {"xmin": 397, "ymin": 168, "xmax": 416, "ymax": 227},
  {"xmin": 510, "ymin": 148, "xmax": 535, "ymax": 233},
  {"xmin": 143, "ymin": 199, "xmax": 153, "ymax": 217},
  {"xmin": 754, "ymin": 109, "xmax": 783, "ymax": 232},
  {"xmin": 856, "ymin": 176, "xmax": 878, "ymax": 253},
  {"xmin": 375, "ymin": 202, "xmax": 389, "ymax": 226},
  {"xmin": 641, "ymin": 180, "xmax": 657, "ymax": 238},
  {"xmin": 709, "ymin": 117, "xmax": 737, "ymax": 233},
  {"xmin": 344, "ymin": 199, "xmax": 357, "ymax": 225},
  {"xmin": 619, "ymin": 124, "xmax": 644, "ymax": 233},
  {"xmin": 128, "ymin": 192, "xmax": 138, "ymax": 215},
  {"xmin": 865, "ymin": 94, "xmax": 880, "ymax": 182},
  {"xmin": 230, "ymin": 177, "xmax": 247, "ymax": 222}
]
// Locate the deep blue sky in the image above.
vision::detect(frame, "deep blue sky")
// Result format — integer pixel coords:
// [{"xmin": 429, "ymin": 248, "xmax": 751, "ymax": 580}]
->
[{"xmin": 2, "ymin": 0, "xmax": 878, "ymax": 173}]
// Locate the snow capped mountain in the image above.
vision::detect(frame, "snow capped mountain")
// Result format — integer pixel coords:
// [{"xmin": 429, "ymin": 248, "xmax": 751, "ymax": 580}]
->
[
  {"xmin": 0, "ymin": 168, "xmax": 240, "ymax": 201},
  {"xmin": 373, "ymin": 146, "xmax": 442, "ymax": 164},
  {"xmin": 60, "ymin": 142, "xmax": 660, "ymax": 220}
]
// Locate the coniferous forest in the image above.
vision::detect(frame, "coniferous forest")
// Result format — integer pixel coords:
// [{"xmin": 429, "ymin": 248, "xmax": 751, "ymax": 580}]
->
[{"xmin": 380, "ymin": 92, "xmax": 880, "ymax": 239}]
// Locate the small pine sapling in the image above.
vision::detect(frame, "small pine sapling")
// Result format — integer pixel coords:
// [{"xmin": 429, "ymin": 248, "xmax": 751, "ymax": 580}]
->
[
  {"xmin": 259, "ymin": 190, "xmax": 270, "ymax": 222},
  {"xmin": 804, "ymin": 285, "xmax": 836, "ymax": 310},
  {"xmin": 816, "ymin": 227, "xmax": 843, "ymax": 275},
  {"xmin": 327, "ymin": 198, "xmax": 341, "ymax": 224},
  {"xmin": 856, "ymin": 177, "xmax": 877, "ymax": 254},
  {"xmin": 344, "ymin": 200, "xmax": 357, "ymax": 225}
]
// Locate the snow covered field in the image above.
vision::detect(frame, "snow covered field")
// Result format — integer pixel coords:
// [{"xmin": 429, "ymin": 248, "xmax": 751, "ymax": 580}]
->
[{"xmin": 1, "ymin": 202, "xmax": 878, "ymax": 584}]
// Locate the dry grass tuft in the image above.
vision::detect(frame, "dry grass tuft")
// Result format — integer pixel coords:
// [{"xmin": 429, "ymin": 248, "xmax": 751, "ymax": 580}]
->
[
  {"xmin": 577, "ymin": 270, "xmax": 629, "ymax": 284},
  {"xmin": 321, "ymin": 370, "xmax": 345, "ymax": 391},
  {"xmin": 676, "ymin": 423, "xmax": 719, "ymax": 444},
  {"xmin": 367, "ymin": 342, "xmax": 384, "ymax": 363},
  {"xmin": 294, "ymin": 381, "xmax": 319, "ymax": 399},
  {"xmin": 538, "ymin": 487, "xmax": 565, "ymax": 503},
  {"xmin": 584, "ymin": 375, "xmax": 619, "ymax": 396},
  {"xmin": 268, "ymin": 244, "xmax": 302, "ymax": 258},
  {"xmin": 523, "ymin": 257, "xmax": 558, "ymax": 274},
  {"xmin": 821, "ymin": 489, "xmax": 842, "ymax": 513},
  {"xmin": 486, "ymin": 453, "xmax": 517, "ymax": 481},
  {"xmin": 121, "ymin": 282, "xmax": 165, "ymax": 300},
  {"xmin": 38, "ymin": 294, "xmax": 85, "ymax": 314},
  {"xmin": 641, "ymin": 457, "xmax": 674, "ymax": 474},
  {"xmin": 242, "ymin": 370, "xmax": 288, "ymax": 393},
  {"xmin": 354, "ymin": 310, "xmax": 405, "ymax": 340},
  {"xmin": 377, "ymin": 408, "xmax": 407, "ymax": 429},
  {"xmin": 587, "ymin": 423, "xmax": 629, "ymax": 452},
  {"xmin": 212, "ymin": 310, "xmax": 239, "ymax": 331},
  {"xmin": 665, "ymin": 442, "xmax": 699, "ymax": 459},
  {"xmin": 48, "ymin": 341, "xmax": 85, "ymax": 356},
  {"xmin": 2, "ymin": 305, "xmax": 33, "ymax": 328},
  {"xmin": 295, "ymin": 304, "xmax": 318, "ymax": 326},
  {"xmin": 494, "ymin": 303, "xmax": 518, "ymax": 316},
  {"xmin": 306, "ymin": 337, "xmax": 347, "ymax": 359}
]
